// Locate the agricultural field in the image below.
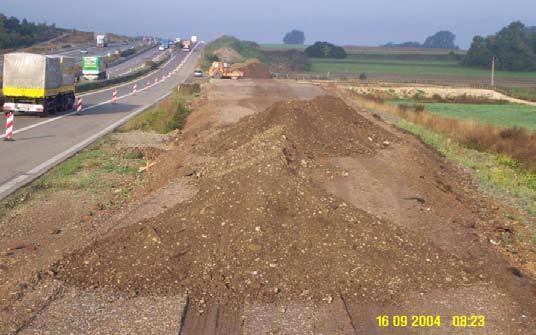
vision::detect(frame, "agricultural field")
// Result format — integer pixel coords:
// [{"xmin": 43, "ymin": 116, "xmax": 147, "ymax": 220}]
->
[
  {"xmin": 259, "ymin": 43, "xmax": 307, "ymax": 51},
  {"xmin": 261, "ymin": 44, "xmax": 536, "ymax": 87},
  {"xmin": 311, "ymin": 55, "xmax": 536, "ymax": 80},
  {"xmin": 391, "ymin": 100, "xmax": 536, "ymax": 130}
]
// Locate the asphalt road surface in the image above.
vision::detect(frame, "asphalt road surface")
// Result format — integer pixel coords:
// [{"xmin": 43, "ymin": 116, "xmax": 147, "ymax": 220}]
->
[
  {"xmin": 0, "ymin": 41, "xmax": 144, "ymax": 83},
  {"xmin": 0, "ymin": 44, "xmax": 202, "ymax": 200},
  {"xmin": 107, "ymin": 46, "xmax": 163, "ymax": 77}
]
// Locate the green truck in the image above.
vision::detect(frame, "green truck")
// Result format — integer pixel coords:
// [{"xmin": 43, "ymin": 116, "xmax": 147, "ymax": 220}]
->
[{"xmin": 82, "ymin": 56, "xmax": 107, "ymax": 81}]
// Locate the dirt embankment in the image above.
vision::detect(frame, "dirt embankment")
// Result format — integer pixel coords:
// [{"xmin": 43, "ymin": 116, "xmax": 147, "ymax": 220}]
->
[
  {"xmin": 4, "ymin": 80, "xmax": 535, "ymax": 333},
  {"xmin": 346, "ymin": 85, "xmax": 536, "ymax": 106},
  {"xmin": 56, "ymin": 96, "xmax": 477, "ymax": 306},
  {"xmin": 231, "ymin": 59, "xmax": 272, "ymax": 79}
]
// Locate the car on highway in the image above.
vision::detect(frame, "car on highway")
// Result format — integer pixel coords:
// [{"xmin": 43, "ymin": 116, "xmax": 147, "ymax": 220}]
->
[
  {"xmin": 80, "ymin": 48, "xmax": 89, "ymax": 54},
  {"xmin": 194, "ymin": 69, "xmax": 203, "ymax": 77}
]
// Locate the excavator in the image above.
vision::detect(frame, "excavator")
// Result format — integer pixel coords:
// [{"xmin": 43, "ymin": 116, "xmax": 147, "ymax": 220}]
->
[{"xmin": 208, "ymin": 61, "xmax": 244, "ymax": 80}]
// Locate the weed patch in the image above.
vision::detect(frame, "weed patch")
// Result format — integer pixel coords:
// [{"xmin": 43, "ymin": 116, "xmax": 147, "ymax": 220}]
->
[{"xmin": 121, "ymin": 93, "xmax": 191, "ymax": 134}]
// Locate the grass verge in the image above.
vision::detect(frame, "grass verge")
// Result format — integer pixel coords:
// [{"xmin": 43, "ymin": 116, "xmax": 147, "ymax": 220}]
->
[
  {"xmin": 397, "ymin": 120, "xmax": 536, "ymax": 239},
  {"xmin": 120, "ymin": 90, "xmax": 193, "ymax": 134},
  {"xmin": 1, "ymin": 136, "xmax": 146, "ymax": 211}
]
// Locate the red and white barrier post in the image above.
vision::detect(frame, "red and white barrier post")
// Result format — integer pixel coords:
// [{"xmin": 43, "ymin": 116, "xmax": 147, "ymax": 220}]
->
[
  {"xmin": 76, "ymin": 97, "xmax": 83, "ymax": 114},
  {"xmin": 4, "ymin": 112, "xmax": 14, "ymax": 142},
  {"xmin": 132, "ymin": 83, "xmax": 138, "ymax": 94},
  {"xmin": 112, "ymin": 89, "xmax": 118, "ymax": 103}
]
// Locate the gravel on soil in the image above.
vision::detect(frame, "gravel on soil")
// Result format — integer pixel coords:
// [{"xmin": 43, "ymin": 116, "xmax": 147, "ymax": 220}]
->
[{"xmin": 55, "ymin": 95, "xmax": 478, "ymax": 306}]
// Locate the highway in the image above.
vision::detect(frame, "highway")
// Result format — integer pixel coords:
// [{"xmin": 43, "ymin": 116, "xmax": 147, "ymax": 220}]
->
[
  {"xmin": 0, "ymin": 41, "xmax": 148, "ymax": 83},
  {"xmin": 107, "ymin": 46, "xmax": 162, "ymax": 77},
  {"xmin": 0, "ymin": 45, "xmax": 202, "ymax": 199}
]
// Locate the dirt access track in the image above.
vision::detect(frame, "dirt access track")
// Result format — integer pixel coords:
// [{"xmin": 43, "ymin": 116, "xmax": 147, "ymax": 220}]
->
[{"xmin": 1, "ymin": 79, "xmax": 535, "ymax": 334}]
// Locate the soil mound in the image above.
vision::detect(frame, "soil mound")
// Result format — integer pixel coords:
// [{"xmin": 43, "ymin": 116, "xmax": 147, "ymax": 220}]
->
[
  {"xmin": 55, "ymin": 96, "xmax": 475, "ymax": 306},
  {"xmin": 242, "ymin": 62, "xmax": 272, "ymax": 79},
  {"xmin": 204, "ymin": 95, "xmax": 397, "ymax": 157}
]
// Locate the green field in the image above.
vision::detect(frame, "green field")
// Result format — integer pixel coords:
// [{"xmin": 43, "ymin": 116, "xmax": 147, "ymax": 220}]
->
[
  {"xmin": 392, "ymin": 101, "xmax": 536, "ymax": 130},
  {"xmin": 260, "ymin": 44, "xmax": 536, "ymax": 81},
  {"xmin": 311, "ymin": 55, "xmax": 536, "ymax": 79}
]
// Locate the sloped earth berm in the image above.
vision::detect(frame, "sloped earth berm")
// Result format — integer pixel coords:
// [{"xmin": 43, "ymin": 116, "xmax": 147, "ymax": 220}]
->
[{"xmin": 55, "ymin": 96, "xmax": 480, "ymax": 308}]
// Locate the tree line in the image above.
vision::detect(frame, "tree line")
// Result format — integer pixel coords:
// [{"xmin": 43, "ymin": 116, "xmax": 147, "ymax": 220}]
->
[
  {"xmin": 384, "ymin": 31, "xmax": 459, "ymax": 50},
  {"xmin": 0, "ymin": 13, "xmax": 63, "ymax": 50},
  {"xmin": 464, "ymin": 21, "xmax": 536, "ymax": 71}
]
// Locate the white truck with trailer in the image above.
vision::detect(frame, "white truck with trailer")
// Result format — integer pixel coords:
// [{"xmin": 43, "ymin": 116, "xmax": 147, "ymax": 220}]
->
[{"xmin": 2, "ymin": 53, "xmax": 75, "ymax": 115}]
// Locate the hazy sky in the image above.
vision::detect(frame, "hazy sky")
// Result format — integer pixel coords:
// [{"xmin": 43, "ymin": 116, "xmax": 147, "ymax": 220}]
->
[{"xmin": 2, "ymin": 0, "xmax": 535, "ymax": 48}]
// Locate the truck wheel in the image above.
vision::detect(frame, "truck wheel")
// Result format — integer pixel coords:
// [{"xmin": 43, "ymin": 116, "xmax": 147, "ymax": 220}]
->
[{"xmin": 215, "ymin": 72, "xmax": 223, "ymax": 79}]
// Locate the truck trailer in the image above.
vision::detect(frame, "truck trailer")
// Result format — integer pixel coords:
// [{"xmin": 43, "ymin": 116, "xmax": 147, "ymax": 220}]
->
[
  {"xmin": 2, "ymin": 53, "xmax": 76, "ymax": 115},
  {"xmin": 96, "ymin": 34, "xmax": 108, "ymax": 48},
  {"xmin": 181, "ymin": 40, "xmax": 191, "ymax": 52},
  {"xmin": 82, "ymin": 56, "xmax": 107, "ymax": 81}
]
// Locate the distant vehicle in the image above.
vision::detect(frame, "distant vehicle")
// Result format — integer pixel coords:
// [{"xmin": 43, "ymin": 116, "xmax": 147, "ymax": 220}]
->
[
  {"xmin": 160, "ymin": 39, "xmax": 170, "ymax": 50},
  {"xmin": 82, "ymin": 56, "xmax": 107, "ymax": 81},
  {"xmin": 175, "ymin": 37, "xmax": 181, "ymax": 44},
  {"xmin": 96, "ymin": 34, "xmax": 108, "ymax": 48},
  {"xmin": 191, "ymin": 35, "xmax": 198, "ymax": 43},
  {"xmin": 80, "ymin": 49, "xmax": 89, "ymax": 54},
  {"xmin": 194, "ymin": 69, "xmax": 203, "ymax": 77},
  {"xmin": 182, "ymin": 40, "xmax": 191, "ymax": 52},
  {"xmin": 2, "ymin": 53, "xmax": 76, "ymax": 115}
]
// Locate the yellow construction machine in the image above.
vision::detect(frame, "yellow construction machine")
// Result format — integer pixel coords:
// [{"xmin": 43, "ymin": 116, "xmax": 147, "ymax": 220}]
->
[{"xmin": 208, "ymin": 61, "xmax": 244, "ymax": 80}]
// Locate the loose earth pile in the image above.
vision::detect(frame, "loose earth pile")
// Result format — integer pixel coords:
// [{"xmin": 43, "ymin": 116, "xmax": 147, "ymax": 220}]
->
[
  {"xmin": 55, "ymin": 96, "xmax": 476, "ymax": 305},
  {"xmin": 241, "ymin": 62, "xmax": 272, "ymax": 79}
]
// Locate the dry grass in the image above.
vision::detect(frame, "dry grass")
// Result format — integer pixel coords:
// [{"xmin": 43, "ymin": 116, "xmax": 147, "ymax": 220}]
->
[{"xmin": 350, "ymin": 92, "xmax": 536, "ymax": 172}]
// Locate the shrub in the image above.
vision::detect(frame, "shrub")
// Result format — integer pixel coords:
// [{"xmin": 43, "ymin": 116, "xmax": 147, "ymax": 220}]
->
[
  {"xmin": 121, "ymin": 94, "xmax": 191, "ymax": 134},
  {"xmin": 414, "ymin": 104, "xmax": 426, "ymax": 112},
  {"xmin": 305, "ymin": 41, "xmax": 347, "ymax": 59}
]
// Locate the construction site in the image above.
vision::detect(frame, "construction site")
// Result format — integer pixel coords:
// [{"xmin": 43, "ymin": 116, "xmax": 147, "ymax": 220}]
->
[
  {"xmin": 0, "ymin": 72, "xmax": 534, "ymax": 333},
  {"xmin": 0, "ymin": 11, "xmax": 535, "ymax": 333}
]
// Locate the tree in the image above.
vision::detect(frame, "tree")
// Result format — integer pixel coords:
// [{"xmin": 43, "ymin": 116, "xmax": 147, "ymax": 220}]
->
[
  {"xmin": 305, "ymin": 41, "xmax": 347, "ymax": 59},
  {"xmin": 0, "ymin": 12, "xmax": 63, "ymax": 50},
  {"xmin": 464, "ymin": 21, "xmax": 536, "ymax": 71},
  {"xmin": 382, "ymin": 31, "xmax": 458, "ymax": 49},
  {"xmin": 423, "ymin": 31, "xmax": 458, "ymax": 49},
  {"xmin": 283, "ymin": 30, "xmax": 305, "ymax": 45}
]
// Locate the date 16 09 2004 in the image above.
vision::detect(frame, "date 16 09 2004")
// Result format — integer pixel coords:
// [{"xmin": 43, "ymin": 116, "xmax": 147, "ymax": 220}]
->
[{"xmin": 376, "ymin": 315, "xmax": 486, "ymax": 328}]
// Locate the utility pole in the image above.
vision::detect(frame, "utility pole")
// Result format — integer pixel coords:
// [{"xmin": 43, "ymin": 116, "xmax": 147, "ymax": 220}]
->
[{"xmin": 491, "ymin": 56, "xmax": 496, "ymax": 87}]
